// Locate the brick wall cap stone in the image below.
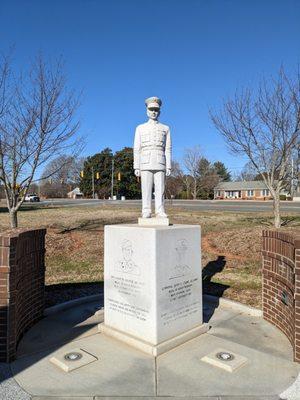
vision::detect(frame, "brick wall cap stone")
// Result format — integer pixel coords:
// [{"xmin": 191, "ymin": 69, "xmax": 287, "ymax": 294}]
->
[{"xmin": 0, "ymin": 228, "xmax": 46, "ymax": 247}]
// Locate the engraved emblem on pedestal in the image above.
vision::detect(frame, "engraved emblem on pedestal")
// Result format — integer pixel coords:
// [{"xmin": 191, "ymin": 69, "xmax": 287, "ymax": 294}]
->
[
  {"xmin": 170, "ymin": 239, "xmax": 191, "ymax": 279},
  {"xmin": 115, "ymin": 239, "xmax": 140, "ymax": 276}
]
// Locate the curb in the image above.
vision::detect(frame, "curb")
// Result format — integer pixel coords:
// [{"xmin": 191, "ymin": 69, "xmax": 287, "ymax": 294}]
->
[
  {"xmin": 44, "ymin": 292, "xmax": 262, "ymax": 317},
  {"xmin": 204, "ymin": 294, "xmax": 262, "ymax": 317},
  {"xmin": 44, "ymin": 293, "xmax": 103, "ymax": 316}
]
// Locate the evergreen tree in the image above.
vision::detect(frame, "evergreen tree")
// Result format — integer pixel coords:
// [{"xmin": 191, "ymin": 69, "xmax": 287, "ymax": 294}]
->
[
  {"xmin": 114, "ymin": 147, "xmax": 141, "ymax": 199},
  {"xmin": 197, "ymin": 157, "xmax": 219, "ymax": 199},
  {"xmin": 79, "ymin": 148, "xmax": 113, "ymax": 198},
  {"xmin": 213, "ymin": 161, "xmax": 231, "ymax": 181}
]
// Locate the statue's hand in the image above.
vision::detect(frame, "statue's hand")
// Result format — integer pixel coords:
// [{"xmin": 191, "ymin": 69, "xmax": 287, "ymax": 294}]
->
[
  {"xmin": 166, "ymin": 168, "xmax": 171, "ymax": 177},
  {"xmin": 134, "ymin": 169, "xmax": 140, "ymax": 177}
]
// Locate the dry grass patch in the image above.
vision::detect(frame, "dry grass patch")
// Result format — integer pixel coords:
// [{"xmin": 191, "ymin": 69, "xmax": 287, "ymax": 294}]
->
[{"xmin": 0, "ymin": 204, "xmax": 299, "ymax": 308}]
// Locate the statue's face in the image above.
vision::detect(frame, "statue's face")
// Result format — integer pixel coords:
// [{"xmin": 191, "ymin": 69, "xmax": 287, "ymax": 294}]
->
[
  {"xmin": 122, "ymin": 246, "xmax": 132, "ymax": 261},
  {"xmin": 147, "ymin": 107, "xmax": 160, "ymax": 120}
]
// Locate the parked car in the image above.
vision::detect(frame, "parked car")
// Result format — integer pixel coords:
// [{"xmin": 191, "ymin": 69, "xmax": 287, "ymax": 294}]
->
[{"xmin": 24, "ymin": 194, "xmax": 40, "ymax": 202}]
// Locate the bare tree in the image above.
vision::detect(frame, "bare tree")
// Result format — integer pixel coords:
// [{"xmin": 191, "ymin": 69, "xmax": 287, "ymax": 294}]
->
[
  {"xmin": 183, "ymin": 146, "xmax": 203, "ymax": 199},
  {"xmin": 165, "ymin": 160, "xmax": 184, "ymax": 199},
  {"xmin": 286, "ymin": 146, "xmax": 300, "ymax": 196},
  {"xmin": 211, "ymin": 68, "xmax": 300, "ymax": 227},
  {"xmin": 181, "ymin": 175, "xmax": 193, "ymax": 199},
  {"xmin": 0, "ymin": 54, "xmax": 81, "ymax": 228},
  {"xmin": 41, "ymin": 155, "xmax": 84, "ymax": 184},
  {"xmin": 236, "ymin": 161, "xmax": 258, "ymax": 181},
  {"xmin": 296, "ymin": 146, "xmax": 300, "ymax": 192},
  {"xmin": 39, "ymin": 155, "xmax": 85, "ymax": 198}
]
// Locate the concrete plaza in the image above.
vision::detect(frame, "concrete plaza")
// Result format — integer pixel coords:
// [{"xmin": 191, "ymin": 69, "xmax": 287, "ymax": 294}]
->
[{"xmin": 0, "ymin": 295, "xmax": 299, "ymax": 399}]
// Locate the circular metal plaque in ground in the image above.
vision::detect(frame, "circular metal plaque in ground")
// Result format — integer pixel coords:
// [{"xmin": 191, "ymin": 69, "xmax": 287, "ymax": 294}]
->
[
  {"xmin": 216, "ymin": 351, "xmax": 234, "ymax": 361},
  {"xmin": 64, "ymin": 352, "xmax": 83, "ymax": 361}
]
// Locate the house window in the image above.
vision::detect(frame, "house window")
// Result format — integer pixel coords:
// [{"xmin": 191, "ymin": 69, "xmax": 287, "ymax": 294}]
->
[
  {"xmin": 225, "ymin": 191, "xmax": 233, "ymax": 198},
  {"xmin": 217, "ymin": 190, "xmax": 221, "ymax": 197},
  {"xmin": 261, "ymin": 189, "xmax": 270, "ymax": 196},
  {"xmin": 225, "ymin": 191, "xmax": 239, "ymax": 198},
  {"xmin": 247, "ymin": 190, "xmax": 254, "ymax": 197}
]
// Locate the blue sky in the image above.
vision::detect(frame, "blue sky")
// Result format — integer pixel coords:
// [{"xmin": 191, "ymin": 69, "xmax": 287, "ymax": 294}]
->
[{"xmin": 0, "ymin": 0, "xmax": 299, "ymax": 176}]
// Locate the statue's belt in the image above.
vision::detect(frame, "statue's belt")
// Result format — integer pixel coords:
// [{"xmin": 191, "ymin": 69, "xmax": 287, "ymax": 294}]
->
[{"xmin": 141, "ymin": 146, "xmax": 165, "ymax": 151}]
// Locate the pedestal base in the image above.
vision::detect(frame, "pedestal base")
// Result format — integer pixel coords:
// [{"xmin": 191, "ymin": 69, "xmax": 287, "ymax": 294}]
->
[
  {"xmin": 99, "ymin": 323, "xmax": 208, "ymax": 356},
  {"xmin": 138, "ymin": 217, "xmax": 169, "ymax": 226}
]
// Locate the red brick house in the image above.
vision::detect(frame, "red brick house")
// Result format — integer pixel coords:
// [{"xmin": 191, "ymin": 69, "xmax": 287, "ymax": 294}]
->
[{"xmin": 214, "ymin": 180, "xmax": 273, "ymax": 200}]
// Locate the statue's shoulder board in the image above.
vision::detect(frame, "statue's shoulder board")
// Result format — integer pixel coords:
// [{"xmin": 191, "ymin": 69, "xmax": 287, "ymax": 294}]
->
[{"xmin": 158, "ymin": 123, "xmax": 170, "ymax": 131}]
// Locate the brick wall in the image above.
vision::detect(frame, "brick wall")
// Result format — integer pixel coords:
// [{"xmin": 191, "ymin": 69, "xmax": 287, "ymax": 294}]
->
[
  {"xmin": 295, "ymin": 239, "xmax": 300, "ymax": 361},
  {"xmin": 262, "ymin": 230, "xmax": 300, "ymax": 362},
  {"xmin": 0, "ymin": 229, "xmax": 46, "ymax": 362}
]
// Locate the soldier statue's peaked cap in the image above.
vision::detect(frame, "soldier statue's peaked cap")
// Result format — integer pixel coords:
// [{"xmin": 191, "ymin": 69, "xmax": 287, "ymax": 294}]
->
[{"xmin": 145, "ymin": 96, "xmax": 162, "ymax": 109}]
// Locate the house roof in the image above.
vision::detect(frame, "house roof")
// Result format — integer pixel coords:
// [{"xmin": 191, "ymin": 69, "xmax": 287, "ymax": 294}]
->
[
  {"xmin": 67, "ymin": 187, "xmax": 83, "ymax": 195},
  {"xmin": 214, "ymin": 180, "xmax": 268, "ymax": 191}
]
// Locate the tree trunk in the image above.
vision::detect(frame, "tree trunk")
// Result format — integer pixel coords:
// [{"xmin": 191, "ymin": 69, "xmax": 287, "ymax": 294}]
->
[
  {"xmin": 186, "ymin": 182, "xmax": 190, "ymax": 199},
  {"xmin": 192, "ymin": 178, "xmax": 197, "ymax": 200},
  {"xmin": 9, "ymin": 209, "xmax": 18, "ymax": 229},
  {"xmin": 272, "ymin": 193, "xmax": 281, "ymax": 228}
]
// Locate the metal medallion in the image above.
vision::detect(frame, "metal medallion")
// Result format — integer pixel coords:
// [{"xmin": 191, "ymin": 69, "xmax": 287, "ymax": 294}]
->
[
  {"xmin": 64, "ymin": 352, "xmax": 83, "ymax": 361},
  {"xmin": 216, "ymin": 351, "xmax": 234, "ymax": 361}
]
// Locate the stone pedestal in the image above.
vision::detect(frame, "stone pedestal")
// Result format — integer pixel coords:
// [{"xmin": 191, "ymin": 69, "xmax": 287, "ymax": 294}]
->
[{"xmin": 99, "ymin": 224, "xmax": 207, "ymax": 356}]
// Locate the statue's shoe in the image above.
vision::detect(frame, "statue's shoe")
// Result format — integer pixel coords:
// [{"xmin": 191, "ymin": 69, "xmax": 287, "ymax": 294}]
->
[
  {"xmin": 156, "ymin": 212, "xmax": 168, "ymax": 218},
  {"xmin": 142, "ymin": 212, "xmax": 151, "ymax": 218}
]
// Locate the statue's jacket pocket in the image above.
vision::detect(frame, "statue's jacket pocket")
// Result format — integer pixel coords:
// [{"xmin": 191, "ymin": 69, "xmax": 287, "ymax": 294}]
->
[
  {"xmin": 157, "ymin": 150, "xmax": 166, "ymax": 165},
  {"xmin": 141, "ymin": 151, "xmax": 150, "ymax": 164}
]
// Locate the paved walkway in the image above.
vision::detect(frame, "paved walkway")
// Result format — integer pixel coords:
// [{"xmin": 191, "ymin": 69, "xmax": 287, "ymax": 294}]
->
[{"xmin": 0, "ymin": 297, "xmax": 299, "ymax": 399}]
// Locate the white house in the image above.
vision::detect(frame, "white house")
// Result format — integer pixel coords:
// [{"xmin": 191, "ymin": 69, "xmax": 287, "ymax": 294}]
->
[{"xmin": 67, "ymin": 187, "xmax": 83, "ymax": 199}]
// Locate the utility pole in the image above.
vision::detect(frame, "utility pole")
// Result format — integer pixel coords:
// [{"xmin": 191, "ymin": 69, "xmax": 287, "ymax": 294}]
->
[
  {"xmin": 91, "ymin": 166, "xmax": 95, "ymax": 199},
  {"xmin": 111, "ymin": 158, "xmax": 114, "ymax": 199}
]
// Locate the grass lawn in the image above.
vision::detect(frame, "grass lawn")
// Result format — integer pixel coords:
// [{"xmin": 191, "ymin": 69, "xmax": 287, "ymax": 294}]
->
[{"xmin": 0, "ymin": 202, "xmax": 299, "ymax": 308}]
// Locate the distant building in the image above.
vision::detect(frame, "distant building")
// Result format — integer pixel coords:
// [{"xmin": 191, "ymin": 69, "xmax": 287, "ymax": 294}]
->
[
  {"xmin": 214, "ymin": 181, "xmax": 288, "ymax": 200},
  {"xmin": 67, "ymin": 187, "xmax": 83, "ymax": 199}
]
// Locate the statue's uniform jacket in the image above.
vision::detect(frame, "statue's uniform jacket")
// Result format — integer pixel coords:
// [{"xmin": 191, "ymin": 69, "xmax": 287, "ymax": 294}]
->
[
  {"xmin": 133, "ymin": 120, "xmax": 171, "ymax": 171},
  {"xmin": 133, "ymin": 119, "xmax": 171, "ymax": 216}
]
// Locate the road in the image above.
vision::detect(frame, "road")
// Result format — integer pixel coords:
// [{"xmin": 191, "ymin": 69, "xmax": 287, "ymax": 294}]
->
[{"xmin": 22, "ymin": 198, "xmax": 300, "ymax": 213}]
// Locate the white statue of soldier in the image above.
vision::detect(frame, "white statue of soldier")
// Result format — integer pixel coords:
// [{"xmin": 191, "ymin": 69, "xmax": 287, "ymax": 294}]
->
[{"xmin": 133, "ymin": 97, "xmax": 171, "ymax": 218}]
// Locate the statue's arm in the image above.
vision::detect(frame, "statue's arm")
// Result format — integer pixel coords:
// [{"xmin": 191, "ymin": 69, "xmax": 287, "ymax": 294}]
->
[
  {"xmin": 133, "ymin": 126, "xmax": 141, "ymax": 174},
  {"xmin": 165, "ymin": 127, "xmax": 172, "ymax": 174}
]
